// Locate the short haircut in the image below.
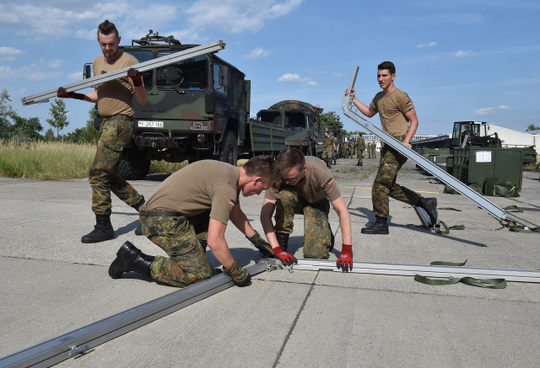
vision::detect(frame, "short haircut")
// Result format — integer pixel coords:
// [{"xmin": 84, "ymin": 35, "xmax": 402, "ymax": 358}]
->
[
  {"xmin": 97, "ymin": 20, "xmax": 119, "ymax": 38},
  {"xmin": 378, "ymin": 61, "xmax": 396, "ymax": 74},
  {"xmin": 242, "ymin": 155, "xmax": 281, "ymax": 186},
  {"xmin": 277, "ymin": 147, "xmax": 305, "ymax": 174}
]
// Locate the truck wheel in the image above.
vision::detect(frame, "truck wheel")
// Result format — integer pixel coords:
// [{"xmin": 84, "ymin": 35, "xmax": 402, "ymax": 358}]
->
[
  {"xmin": 119, "ymin": 146, "xmax": 150, "ymax": 180},
  {"xmin": 218, "ymin": 130, "xmax": 238, "ymax": 166}
]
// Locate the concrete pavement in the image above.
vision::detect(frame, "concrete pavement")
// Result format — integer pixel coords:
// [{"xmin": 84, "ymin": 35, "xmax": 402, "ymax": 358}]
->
[{"xmin": 1, "ymin": 156, "xmax": 539, "ymax": 367}]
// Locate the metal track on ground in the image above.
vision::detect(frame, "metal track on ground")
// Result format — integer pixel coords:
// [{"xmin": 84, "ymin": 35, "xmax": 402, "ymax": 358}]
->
[
  {"xmin": 21, "ymin": 40, "xmax": 225, "ymax": 106},
  {"xmin": 0, "ymin": 263, "xmax": 266, "ymax": 368},
  {"xmin": 341, "ymin": 66, "xmax": 507, "ymax": 221}
]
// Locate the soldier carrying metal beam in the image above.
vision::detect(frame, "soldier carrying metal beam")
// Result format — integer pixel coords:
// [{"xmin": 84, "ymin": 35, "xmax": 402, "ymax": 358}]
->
[{"xmin": 345, "ymin": 61, "xmax": 438, "ymax": 235}]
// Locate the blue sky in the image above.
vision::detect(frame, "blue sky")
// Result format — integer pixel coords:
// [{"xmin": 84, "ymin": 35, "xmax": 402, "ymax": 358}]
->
[{"xmin": 1, "ymin": 0, "xmax": 539, "ymax": 136}]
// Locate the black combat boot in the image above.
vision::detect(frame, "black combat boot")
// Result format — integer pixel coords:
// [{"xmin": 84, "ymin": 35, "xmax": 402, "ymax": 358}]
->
[
  {"xmin": 275, "ymin": 233, "xmax": 290, "ymax": 252},
  {"xmin": 416, "ymin": 197, "xmax": 438, "ymax": 226},
  {"xmin": 81, "ymin": 214, "xmax": 115, "ymax": 243},
  {"xmin": 109, "ymin": 241, "xmax": 155, "ymax": 279},
  {"xmin": 361, "ymin": 216, "xmax": 389, "ymax": 235}
]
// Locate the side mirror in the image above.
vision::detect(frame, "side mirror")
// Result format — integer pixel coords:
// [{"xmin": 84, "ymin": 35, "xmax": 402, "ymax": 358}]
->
[
  {"xmin": 219, "ymin": 66, "xmax": 228, "ymax": 87},
  {"xmin": 83, "ymin": 64, "xmax": 92, "ymax": 79}
]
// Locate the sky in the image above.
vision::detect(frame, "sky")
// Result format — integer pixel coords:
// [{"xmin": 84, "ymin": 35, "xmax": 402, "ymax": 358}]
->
[{"xmin": 1, "ymin": 0, "xmax": 539, "ymax": 136}]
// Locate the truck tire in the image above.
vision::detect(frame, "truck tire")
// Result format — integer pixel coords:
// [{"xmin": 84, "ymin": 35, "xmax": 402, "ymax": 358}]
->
[
  {"xmin": 218, "ymin": 130, "xmax": 238, "ymax": 166},
  {"xmin": 119, "ymin": 146, "xmax": 150, "ymax": 180}
]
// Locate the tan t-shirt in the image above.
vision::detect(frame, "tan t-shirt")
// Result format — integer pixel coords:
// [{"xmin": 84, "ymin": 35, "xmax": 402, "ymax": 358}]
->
[
  {"xmin": 265, "ymin": 156, "xmax": 341, "ymax": 204},
  {"xmin": 369, "ymin": 88, "xmax": 414, "ymax": 137},
  {"xmin": 93, "ymin": 51, "xmax": 139, "ymax": 117},
  {"xmin": 145, "ymin": 160, "xmax": 239, "ymax": 225}
]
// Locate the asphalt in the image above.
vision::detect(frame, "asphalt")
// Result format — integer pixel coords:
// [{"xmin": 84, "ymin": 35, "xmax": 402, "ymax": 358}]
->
[{"xmin": 1, "ymin": 156, "xmax": 539, "ymax": 368}]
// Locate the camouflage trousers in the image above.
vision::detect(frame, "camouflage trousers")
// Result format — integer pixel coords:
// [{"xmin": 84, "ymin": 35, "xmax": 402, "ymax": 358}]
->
[
  {"xmin": 357, "ymin": 151, "xmax": 364, "ymax": 165},
  {"xmin": 274, "ymin": 188, "xmax": 332, "ymax": 259},
  {"xmin": 89, "ymin": 115, "xmax": 143, "ymax": 215},
  {"xmin": 322, "ymin": 150, "xmax": 332, "ymax": 167},
  {"xmin": 372, "ymin": 143, "xmax": 420, "ymax": 218},
  {"xmin": 140, "ymin": 211, "xmax": 211, "ymax": 287}
]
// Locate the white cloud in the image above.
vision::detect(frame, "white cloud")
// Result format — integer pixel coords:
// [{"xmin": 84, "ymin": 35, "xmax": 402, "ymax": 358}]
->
[
  {"xmin": 68, "ymin": 71, "xmax": 83, "ymax": 81},
  {"xmin": 455, "ymin": 50, "xmax": 478, "ymax": 57},
  {"xmin": 243, "ymin": 47, "xmax": 271, "ymax": 60},
  {"xmin": 474, "ymin": 105, "xmax": 512, "ymax": 115},
  {"xmin": 185, "ymin": 0, "xmax": 305, "ymax": 33},
  {"xmin": 0, "ymin": 47, "xmax": 24, "ymax": 61},
  {"xmin": 302, "ymin": 80, "xmax": 318, "ymax": 87},
  {"xmin": 417, "ymin": 41, "xmax": 437, "ymax": 48},
  {"xmin": 277, "ymin": 73, "xmax": 317, "ymax": 87}
]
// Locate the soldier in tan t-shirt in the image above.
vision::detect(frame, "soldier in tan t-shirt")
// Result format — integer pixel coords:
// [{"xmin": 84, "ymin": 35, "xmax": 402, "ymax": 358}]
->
[
  {"xmin": 345, "ymin": 61, "xmax": 438, "ymax": 235},
  {"xmin": 108, "ymin": 156, "xmax": 282, "ymax": 288},
  {"xmin": 56, "ymin": 20, "xmax": 148, "ymax": 244},
  {"xmin": 261, "ymin": 148, "xmax": 355, "ymax": 272}
]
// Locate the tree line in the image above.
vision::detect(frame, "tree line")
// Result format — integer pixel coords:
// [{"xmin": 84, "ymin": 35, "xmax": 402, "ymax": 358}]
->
[{"xmin": 0, "ymin": 87, "xmax": 98, "ymax": 144}]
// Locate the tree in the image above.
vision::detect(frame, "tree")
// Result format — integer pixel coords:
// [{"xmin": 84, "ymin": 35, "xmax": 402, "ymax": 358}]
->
[
  {"xmin": 319, "ymin": 111, "xmax": 343, "ymax": 131},
  {"xmin": 526, "ymin": 124, "xmax": 540, "ymax": 132},
  {"xmin": 0, "ymin": 87, "xmax": 17, "ymax": 139},
  {"xmin": 65, "ymin": 107, "xmax": 99, "ymax": 144},
  {"xmin": 9, "ymin": 115, "xmax": 43, "ymax": 141},
  {"xmin": 44, "ymin": 128, "xmax": 55, "ymax": 142},
  {"xmin": 46, "ymin": 98, "xmax": 69, "ymax": 140}
]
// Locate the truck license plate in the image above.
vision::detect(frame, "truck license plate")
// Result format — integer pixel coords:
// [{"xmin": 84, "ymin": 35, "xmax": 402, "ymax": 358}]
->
[{"xmin": 138, "ymin": 121, "xmax": 164, "ymax": 128}]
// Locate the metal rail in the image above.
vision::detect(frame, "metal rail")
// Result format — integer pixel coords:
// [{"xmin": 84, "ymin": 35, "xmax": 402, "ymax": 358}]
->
[
  {"xmin": 0, "ymin": 263, "xmax": 266, "ymax": 368},
  {"xmin": 262, "ymin": 258, "xmax": 540, "ymax": 283},
  {"xmin": 341, "ymin": 66, "xmax": 507, "ymax": 221},
  {"xmin": 21, "ymin": 40, "xmax": 226, "ymax": 106}
]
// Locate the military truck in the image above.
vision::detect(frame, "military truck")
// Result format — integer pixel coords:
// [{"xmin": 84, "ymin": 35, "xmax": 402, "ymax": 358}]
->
[
  {"xmin": 256, "ymin": 100, "xmax": 324, "ymax": 158},
  {"xmin": 87, "ymin": 31, "xmax": 285, "ymax": 179}
]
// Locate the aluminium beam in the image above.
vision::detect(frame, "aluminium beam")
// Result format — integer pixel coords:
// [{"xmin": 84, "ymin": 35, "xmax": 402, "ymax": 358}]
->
[
  {"xmin": 290, "ymin": 259, "xmax": 540, "ymax": 283},
  {"xmin": 21, "ymin": 40, "xmax": 226, "ymax": 106},
  {"xmin": 0, "ymin": 263, "xmax": 266, "ymax": 368},
  {"xmin": 341, "ymin": 66, "xmax": 507, "ymax": 222}
]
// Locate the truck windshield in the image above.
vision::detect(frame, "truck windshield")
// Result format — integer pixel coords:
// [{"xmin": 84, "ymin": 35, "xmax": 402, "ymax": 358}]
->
[
  {"xmin": 123, "ymin": 50, "xmax": 153, "ymax": 91},
  {"xmin": 156, "ymin": 51, "xmax": 208, "ymax": 91}
]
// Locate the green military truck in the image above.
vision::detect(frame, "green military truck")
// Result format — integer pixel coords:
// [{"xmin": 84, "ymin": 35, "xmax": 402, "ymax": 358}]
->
[
  {"xmin": 256, "ymin": 100, "xmax": 324, "ymax": 158},
  {"xmin": 88, "ymin": 31, "xmax": 285, "ymax": 179}
]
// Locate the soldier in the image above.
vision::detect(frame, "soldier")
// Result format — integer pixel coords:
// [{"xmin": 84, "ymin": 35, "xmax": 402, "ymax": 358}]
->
[
  {"xmin": 108, "ymin": 156, "xmax": 286, "ymax": 287},
  {"xmin": 371, "ymin": 142, "xmax": 377, "ymax": 159},
  {"xmin": 355, "ymin": 133, "xmax": 365, "ymax": 166},
  {"xmin": 260, "ymin": 148, "xmax": 354, "ymax": 272},
  {"xmin": 366, "ymin": 142, "xmax": 371, "ymax": 159},
  {"xmin": 342, "ymin": 139, "xmax": 349, "ymax": 158},
  {"xmin": 321, "ymin": 130, "xmax": 334, "ymax": 168},
  {"xmin": 345, "ymin": 61, "xmax": 437, "ymax": 234},
  {"xmin": 56, "ymin": 20, "xmax": 147, "ymax": 243}
]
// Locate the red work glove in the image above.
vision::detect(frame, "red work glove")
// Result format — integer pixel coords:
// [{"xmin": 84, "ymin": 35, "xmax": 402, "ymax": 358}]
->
[
  {"xmin": 127, "ymin": 68, "xmax": 143, "ymax": 87},
  {"xmin": 273, "ymin": 248, "xmax": 297, "ymax": 266},
  {"xmin": 336, "ymin": 244, "xmax": 353, "ymax": 272},
  {"xmin": 57, "ymin": 87, "xmax": 85, "ymax": 100}
]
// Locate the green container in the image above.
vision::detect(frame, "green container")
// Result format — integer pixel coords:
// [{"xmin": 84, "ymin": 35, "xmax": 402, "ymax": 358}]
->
[{"xmin": 452, "ymin": 147, "xmax": 523, "ymax": 191}]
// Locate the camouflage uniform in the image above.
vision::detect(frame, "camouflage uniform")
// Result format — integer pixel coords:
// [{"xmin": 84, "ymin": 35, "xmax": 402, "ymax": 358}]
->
[
  {"xmin": 372, "ymin": 137, "xmax": 420, "ymax": 219},
  {"xmin": 342, "ymin": 142, "xmax": 349, "ymax": 158},
  {"xmin": 140, "ymin": 210, "xmax": 212, "ymax": 287},
  {"xmin": 355, "ymin": 137, "xmax": 365, "ymax": 165},
  {"xmin": 371, "ymin": 143, "xmax": 377, "ymax": 159},
  {"xmin": 89, "ymin": 115, "xmax": 143, "ymax": 215},
  {"xmin": 274, "ymin": 187, "xmax": 332, "ymax": 259},
  {"xmin": 322, "ymin": 136, "xmax": 334, "ymax": 168}
]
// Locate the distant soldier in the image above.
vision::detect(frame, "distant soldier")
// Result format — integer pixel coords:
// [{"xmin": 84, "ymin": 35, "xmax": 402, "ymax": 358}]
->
[
  {"xmin": 351, "ymin": 139, "xmax": 356, "ymax": 156},
  {"xmin": 321, "ymin": 130, "xmax": 334, "ymax": 169},
  {"xmin": 342, "ymin": 140, "xmax": 350, "ymax": 158},
  {"xmin": 355, "ymin": 133, "xmax": 365, "ymax": 166},
  {"xmin": 366, "ymin": 142, "xmax": 372, "ymax": 159},
  {"xmin": 371, "ymin": 142, "xmax": 377, "ymax": 159}
]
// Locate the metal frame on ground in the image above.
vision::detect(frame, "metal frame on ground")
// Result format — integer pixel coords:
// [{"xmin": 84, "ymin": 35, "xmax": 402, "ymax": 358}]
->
[
  {"xmin": 0, "ymin": 263, "xmax": 266, "ymax": 368},
  {"xmin": 21, "ymin": 40, "xmax": 226, "ymax": 106},
  {"xmin": 341, "ymin": 66, "xmax": 507, "ymax": 222}
]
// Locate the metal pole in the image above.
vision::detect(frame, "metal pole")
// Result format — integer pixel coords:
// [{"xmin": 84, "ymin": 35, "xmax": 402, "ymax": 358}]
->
[
  {"xmin": 0, "ymin": 263, "xmax": 266, "ymax": 368},
  {"xmin": 341, "ymin": 66, "xmax": 507, "ymax": 221},
  {"xmin": 21, "ymin": 40, "xmax": 226, "ymax": 106}
]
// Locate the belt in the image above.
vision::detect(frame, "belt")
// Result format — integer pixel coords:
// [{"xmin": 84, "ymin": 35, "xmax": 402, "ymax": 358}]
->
[{"xmin": 139, "ymin": 209, "xmax": 180, "ymax": 217}]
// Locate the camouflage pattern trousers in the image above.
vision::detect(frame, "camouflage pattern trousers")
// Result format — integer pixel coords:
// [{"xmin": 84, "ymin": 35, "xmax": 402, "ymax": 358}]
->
[
  {"xmin": 274, "ymin": 187, "xmax": 332, "ymax": 259},
  {"xmin": 372, "ymin": 143, "xmax": 420, "ymax": 218},
  {"xmin": 140, "ymin": 211, "xmax": 212, "ymax": 287},
  {"xmin": 89, "ymin": 115, "xmax": 143, "ymax": 215},
  {"xmin": 357, "ymin": 150, "xmax": 364, "ymax": 165},
  {"xmin": 322, "ymin": 150, "xmax": 332, "ymax": 167}
]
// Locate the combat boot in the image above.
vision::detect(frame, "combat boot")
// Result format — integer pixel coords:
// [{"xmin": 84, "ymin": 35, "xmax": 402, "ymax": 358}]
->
[
  {"xmin": 416, "ymin": 197, "xmax": 438, "ymax": 226},
  {"xmin": 275, "ymin": 232, "xmax": 290, "ymax": 252},
  {"xmin": 108, "ymin": 241, "xmax": 155, "ymax": 279},
  {"xmin": 81, "ymin": 214, "xmax": 115, "ymax": 243},
  {"xmin": 361, "ymin": 216, "xmax": 389, "ymax": 235}
]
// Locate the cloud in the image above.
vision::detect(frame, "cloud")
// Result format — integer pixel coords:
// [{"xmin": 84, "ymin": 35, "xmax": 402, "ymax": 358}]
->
[
  {"xmin": 0, "ymin": 47, "xmax": 24, "ymax": 61},
  {"xmin": 277, "ymin": 73, "xmax": 317, "ymax": 87},
  {"xmin": 417, "ymin": 41, "xmax": 437, "ymax": 48},
  {"xmin": 243, "ymin": 47, "xmax": 271, "ymax": 60},
  {"xmin": 68, "ymin": 71, "xmax": 83, "ymax": 81},
  {"xmin": 474, "ymin": 105, "xmax": 512, "ymax": 115},
  {"xmin": 185, "ymin": 0, "xmax": 305, "ymax": 33},
  {"xmin": 455, "ymin": 50, "xmax": 478, "ymax": 57}
]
